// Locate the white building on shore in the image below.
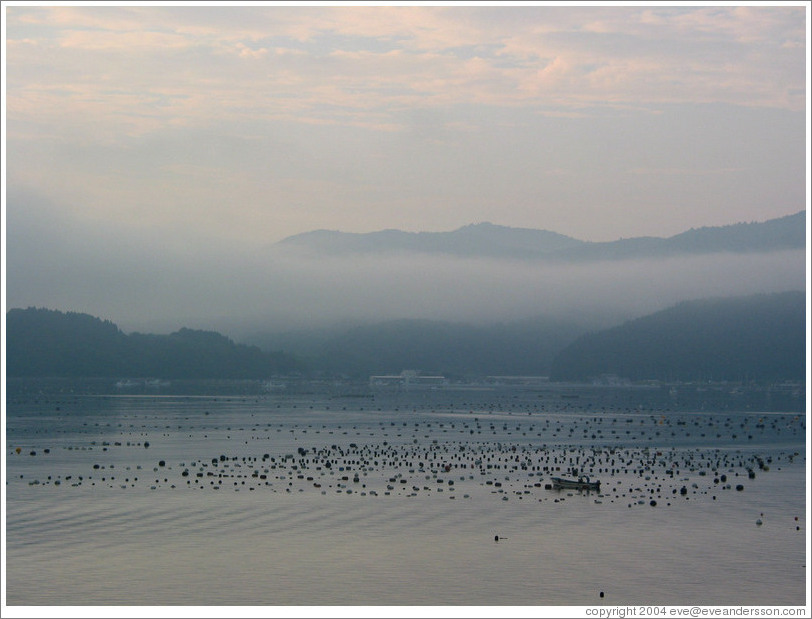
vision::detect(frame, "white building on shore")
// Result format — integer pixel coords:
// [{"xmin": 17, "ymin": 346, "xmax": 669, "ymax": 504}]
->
[{"xmin": 369, "ymin": 370, "xmax": 448, "ymax": 389}]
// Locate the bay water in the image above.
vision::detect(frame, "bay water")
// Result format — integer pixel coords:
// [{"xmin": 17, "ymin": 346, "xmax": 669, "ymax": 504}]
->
[{"xmin": 4, "ymin": 379, "xmax": 807, "ymax": 609}]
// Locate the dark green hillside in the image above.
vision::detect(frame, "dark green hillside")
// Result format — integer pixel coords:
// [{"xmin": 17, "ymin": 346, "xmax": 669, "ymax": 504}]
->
[
  {"xmin": 6, "ymin": 307, "xmax": 300, "ymax": 378},
  {"xmin": 126, "ymin": 328, "xmax": 297, "ymax": 379},
  {"xmin": 549, "ymin": 291, "xmax": 806, "ymax": 382},
  {"xmin": 5, "ymin": 307, "xmax": 130, "ymax": 377}
]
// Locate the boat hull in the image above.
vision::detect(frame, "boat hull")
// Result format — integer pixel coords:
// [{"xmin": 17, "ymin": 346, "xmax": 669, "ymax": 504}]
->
[{"xmin": 551, "ymin": 477, "xmax": 600, "ymax": 491}]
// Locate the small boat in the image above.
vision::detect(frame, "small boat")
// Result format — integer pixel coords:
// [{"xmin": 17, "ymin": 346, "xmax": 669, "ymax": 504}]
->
[{"xmin": 551, "ymin": 476, "xmax": 600, "ymax": 491}]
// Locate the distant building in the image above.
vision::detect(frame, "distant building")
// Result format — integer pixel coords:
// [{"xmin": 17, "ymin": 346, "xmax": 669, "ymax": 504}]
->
[
  {"xmin": 483, "ymin": 376, "xmax": 550, "ymax": 387},
  {"xmin": 370, "ymin": 370, "xmax": 448, "ymax": 389},
  {"xmin": 591, "ymin": 374, "xmax": 631, "ymax": 386}
]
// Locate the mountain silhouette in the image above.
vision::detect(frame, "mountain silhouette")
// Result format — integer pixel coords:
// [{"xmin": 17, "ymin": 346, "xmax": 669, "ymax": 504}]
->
[{"xmin": 277, "ymin": 211, "xmax": 805, "ymax": 261}]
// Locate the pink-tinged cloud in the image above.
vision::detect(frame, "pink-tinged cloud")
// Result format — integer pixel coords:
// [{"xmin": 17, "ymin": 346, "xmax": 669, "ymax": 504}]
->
[
  {"xmin": 4, "ymin": 4, "xmax": 806, "ymax": 252},
  {"xmin": 57, "ymin": 29, "xmax": 193, "ymax": 50},
  {"xmin": 6, "ymin": 5, "xmax": 804, "ymax": 132}
]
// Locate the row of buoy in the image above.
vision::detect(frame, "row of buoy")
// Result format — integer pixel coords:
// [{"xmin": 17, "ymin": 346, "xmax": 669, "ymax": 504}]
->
[
  {"xmin": 10, "ymin": 433, "xmax": 804, "ymax": 515},
  {"xmin": 8, "ymin": 396, "xmax": 804, "ymax": 515}
]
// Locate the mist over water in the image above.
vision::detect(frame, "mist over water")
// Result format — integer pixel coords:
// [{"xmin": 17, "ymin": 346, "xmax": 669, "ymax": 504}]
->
[
  {"xmin": 5, "ymin": 192, "xmax": 805, "ymax": 337},
  {"xmin": 246, "ymin": 248, "xmax": 806, "ymax": 333}
]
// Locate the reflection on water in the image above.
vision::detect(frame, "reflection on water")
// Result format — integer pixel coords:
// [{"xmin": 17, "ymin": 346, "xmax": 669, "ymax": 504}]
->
[{"xmin": 4, "ymin": 379, "xmax": 807, "ymax": 606}]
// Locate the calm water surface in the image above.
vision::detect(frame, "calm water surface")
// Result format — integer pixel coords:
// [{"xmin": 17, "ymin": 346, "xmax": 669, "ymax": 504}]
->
[{"xmin": 4, "ymin": 380, "xmax": 808, "ymax": 607}]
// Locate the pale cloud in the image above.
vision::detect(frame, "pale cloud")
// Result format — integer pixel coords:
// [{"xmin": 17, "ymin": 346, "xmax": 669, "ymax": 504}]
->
[
  {"xmin": 16, "ymin": 5, "xmax": 150, "ymax": 31},
  {"xmin": 5, "ymin": 3, "xmax": 805, "ymax": 146},
  {"xmin": 673, "ymin": 5, "xmax": 804, "ymax": 44},
  {"xmin": 4, "ymin": 3, "xmax": 807, "ymax": 254},
  {"xmin": 543, "ymin": 168, "xmax": 572, "ymax": 177},
  {"xmin": 627, "ymin": 167, "xmax": 741, "ymax": 176},
  {"xmin": 299, "ymin": 6, "xmax": 477, "ymax": 50},
  {"xmin": 235, "ymin": 42, "xmax": 269, "ymax": 58},
  {"xmin": 58, "ymin": 28, "xmax": 192, "ymax": 50}
]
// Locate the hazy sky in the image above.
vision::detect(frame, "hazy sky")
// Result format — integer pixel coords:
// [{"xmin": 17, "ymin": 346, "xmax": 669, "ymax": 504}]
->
[{"xmin": 2, "ymin": 2, "xmax": 809, "ymax": 334}]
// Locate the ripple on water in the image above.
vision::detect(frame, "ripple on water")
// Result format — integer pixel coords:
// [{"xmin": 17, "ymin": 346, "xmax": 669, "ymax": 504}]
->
[{"xmin": 5, "ymin": 387, "xmax": 806, "ymax": 606}]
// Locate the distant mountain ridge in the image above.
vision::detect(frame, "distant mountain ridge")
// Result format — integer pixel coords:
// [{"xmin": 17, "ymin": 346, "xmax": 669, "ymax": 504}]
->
[
  {"xmin": 277, "ymin": 211, "xmax": 805, "ymax": 261},
  {"xmin": 278, "ymin": 222, "xmax": 582, "ymax": 260}
]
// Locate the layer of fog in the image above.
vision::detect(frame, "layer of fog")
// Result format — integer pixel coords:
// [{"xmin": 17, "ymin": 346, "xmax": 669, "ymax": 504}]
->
[{"xmin": 5, "ymin": 196, "xmax": 805, "ymax": 341}]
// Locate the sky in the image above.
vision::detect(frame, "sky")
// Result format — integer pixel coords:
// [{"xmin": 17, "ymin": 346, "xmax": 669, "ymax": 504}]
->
[{"xmin": 2, "ymin": 2, "xmax": 809, "ymax": 335}]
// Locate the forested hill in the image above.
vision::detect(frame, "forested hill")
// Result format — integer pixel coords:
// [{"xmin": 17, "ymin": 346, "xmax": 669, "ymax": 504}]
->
[
  {"xmin": 5, "ymin": 307, "xmax": 301, "ymax": 378},
  {"xmin": 310, "ymin": 316, "xmax": 588, "ymax": 379},
  {"xmin": 549, "ymin": 291, "xmax": 806, "ymax": 383},
  {"xmin": 7, "ymin": 293, "xmax": 806, "ymax": 382}
]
